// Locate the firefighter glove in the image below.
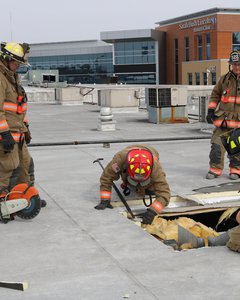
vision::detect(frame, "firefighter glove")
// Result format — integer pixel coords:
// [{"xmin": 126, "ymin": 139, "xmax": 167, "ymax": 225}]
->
[
  {"xmin": 1, "ymin": 131, "xmax": 15, "ymax": 152},
  {"xmin": 206, "ymin": 109, "xmax": 216, "ymax": 124},
  {"xmin": 25, "ymin": 128, "xmax": 32, "ymax": 144},
  {"xmin": 94, "ymin": 200, "xmax": 113, "ymax": 210},
  {"xmin": 139, "ymin": 208, "xmax": 157, "ymax": 225}
]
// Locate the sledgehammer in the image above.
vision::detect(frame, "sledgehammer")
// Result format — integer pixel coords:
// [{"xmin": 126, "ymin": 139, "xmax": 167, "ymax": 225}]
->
[{"xmin": 93, "ymin": 158, "xmax": 135, "ymax": 219}]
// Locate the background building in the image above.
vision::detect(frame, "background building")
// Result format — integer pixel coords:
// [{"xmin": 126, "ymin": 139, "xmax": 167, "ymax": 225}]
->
[
  {"xmin": 27, "ymin": 40, "xmax": 113, "ymax": 84},
  {"xmin": 100, "ymin": 29, "xmax": 165, "ymax": 84},
  {"xmin": 156, "ymin": 7, "xmax": 240, "ymax": 85},
  {"xmin": 22, "ymin": 7, "xmax": 240, "ymax": 86}
]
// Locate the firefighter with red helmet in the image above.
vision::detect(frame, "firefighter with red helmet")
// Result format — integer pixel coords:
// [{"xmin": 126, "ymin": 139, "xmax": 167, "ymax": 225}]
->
[
  {"xmin": 95, "ymin": 144, "xmax": 170, "ymax": 225},
  {"xmin": 0, "ymin": 41, "xmax": 45, "ymax": 216},
  {"xmin": 206, "ymin": 50, "xmax": 240, "ymax": 180}
]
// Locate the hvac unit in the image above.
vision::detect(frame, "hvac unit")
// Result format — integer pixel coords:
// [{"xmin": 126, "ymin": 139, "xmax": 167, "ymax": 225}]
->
[
  {"xmin": 148, "ymin": 87, "xmax": 187, "ymax": 107},
  {"xmin": 147, "ymin": 87, "xmax": 188, "ymax": 123}
]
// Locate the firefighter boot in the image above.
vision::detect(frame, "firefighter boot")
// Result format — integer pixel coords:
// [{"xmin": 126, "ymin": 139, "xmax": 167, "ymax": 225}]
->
[
  {"xmin": 206, "ymin": 171, "xmax": 219, "ymax": 179},
  {"xmin": 40, "ymin": 199, "xmax": 47, "ymax": 207},
  {"xmin": 229, "ymin": 173, "xmax": 240, "ymax": 180}
]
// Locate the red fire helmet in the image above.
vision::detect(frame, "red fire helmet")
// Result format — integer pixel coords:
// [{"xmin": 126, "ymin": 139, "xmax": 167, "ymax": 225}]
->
[{"xmin": 127, "ymin": 148, "xmax": 153, "ymax": 183}]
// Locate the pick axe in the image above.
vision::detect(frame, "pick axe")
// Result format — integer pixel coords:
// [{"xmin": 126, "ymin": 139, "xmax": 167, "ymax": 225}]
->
[{"xmin": 93, "ymin": 158, "xmax": 135, "ymax": 219}]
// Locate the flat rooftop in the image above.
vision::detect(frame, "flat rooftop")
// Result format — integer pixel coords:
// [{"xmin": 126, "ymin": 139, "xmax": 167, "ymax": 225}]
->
[{"xmin": 0, "ymin": 103, "xmax": 239, "ymax": 299}]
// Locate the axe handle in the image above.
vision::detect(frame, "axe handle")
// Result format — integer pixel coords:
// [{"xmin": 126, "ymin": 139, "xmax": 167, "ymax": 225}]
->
[
  {"xmin": 111, "ymin": 182, "xmax": 135, "ymax": 219},
  {"xmin": 94, "ymin": 158, "xmax": 135, "ymax": 218},
  {"xmin": 0, "ymin": 281, "xmax": 28, "ymax": 291}
]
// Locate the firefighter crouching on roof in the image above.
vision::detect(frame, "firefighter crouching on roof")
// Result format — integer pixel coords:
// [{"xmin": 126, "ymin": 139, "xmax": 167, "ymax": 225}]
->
[
  {"xmin": 95, "ymin": 144, "xmax": 170, "ymax": 225},
  {"xmin": 0, "ymin": 41, "xmax": 44, "ymax": 208},
  {"xmin": 206, "ymin": 50, "xmax": 240, "ymax": 180}
]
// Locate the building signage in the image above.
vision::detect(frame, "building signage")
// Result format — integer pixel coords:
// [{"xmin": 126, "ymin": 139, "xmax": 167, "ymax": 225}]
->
[{"xmin": 179, "ymin": 17, "xmax": 216, "ymax": 32}]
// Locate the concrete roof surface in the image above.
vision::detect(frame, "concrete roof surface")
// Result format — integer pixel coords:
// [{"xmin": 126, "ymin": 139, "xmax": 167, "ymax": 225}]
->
[{"xmin": 0, "ymin": 103, "xmax": 239, "ymax": 300}]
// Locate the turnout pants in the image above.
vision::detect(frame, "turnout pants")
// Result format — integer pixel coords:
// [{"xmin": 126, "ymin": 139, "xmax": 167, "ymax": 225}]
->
[
  {"xmin": 209, "ymin": 127, "xmax": 240, "ymax": 175},
  {"xmin": 0, "ymin": 141, "xmax": 31, "ymax": 195}
]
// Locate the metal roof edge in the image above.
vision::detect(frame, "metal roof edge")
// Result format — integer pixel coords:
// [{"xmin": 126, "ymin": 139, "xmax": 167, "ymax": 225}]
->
[{"xmin": 156, "ymin": 7, "xmax": 240, "ymax": 27}]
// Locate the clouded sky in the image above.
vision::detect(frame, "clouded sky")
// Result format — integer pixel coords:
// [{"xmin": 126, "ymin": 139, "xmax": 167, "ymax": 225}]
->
[{"xmin": 2, "ymin": 0, "xmax": 240, "ymax": 44}]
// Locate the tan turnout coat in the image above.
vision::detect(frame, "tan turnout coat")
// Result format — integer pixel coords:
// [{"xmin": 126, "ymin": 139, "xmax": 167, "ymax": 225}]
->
[{"xmin": 100, "ymin": 144, "xmax": 170, "ymax": 210}]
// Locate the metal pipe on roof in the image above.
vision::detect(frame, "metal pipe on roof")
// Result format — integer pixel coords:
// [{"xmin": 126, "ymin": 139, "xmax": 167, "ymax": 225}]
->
[{"xmin": 28, "ymin": 135, "xmax": 211, "ymax": 147}]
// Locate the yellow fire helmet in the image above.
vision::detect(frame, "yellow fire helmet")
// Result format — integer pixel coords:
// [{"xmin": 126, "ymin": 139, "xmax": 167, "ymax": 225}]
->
[{"xmin": 0, "ymin": 42, "xmax": 30, "ymax": 66}]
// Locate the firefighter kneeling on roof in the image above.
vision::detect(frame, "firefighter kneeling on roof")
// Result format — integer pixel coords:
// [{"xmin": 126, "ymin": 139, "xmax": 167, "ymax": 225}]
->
[{"xmin": 95, "ymin": 144, "xmax": 170, "ymax": 225}]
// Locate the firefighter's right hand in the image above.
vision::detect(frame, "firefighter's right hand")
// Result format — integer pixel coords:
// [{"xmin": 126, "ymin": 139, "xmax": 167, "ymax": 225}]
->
[
  {"xmin": 94, "ymin": 200, "xmax": 113, "ymax": 210},
  {"xmin": 139, "ymin": 209, "xmax": 157, "ymax": 225},
  {"xmin": 25, "ymin": 129, "xmax": 32, "ymax": 144},
  {"xmin": 206, "ymin": 109, "xmax": 216, "ymax": 124},
  {"xmin": 1, "ymin": 131, "xmax": 15, "ymax": 152}
]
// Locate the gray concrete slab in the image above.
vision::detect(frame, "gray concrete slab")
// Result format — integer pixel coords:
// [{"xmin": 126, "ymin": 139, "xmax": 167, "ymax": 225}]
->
[{"xmin": 0, "ymin": 103, "xmax": 239, "ymax": 300}]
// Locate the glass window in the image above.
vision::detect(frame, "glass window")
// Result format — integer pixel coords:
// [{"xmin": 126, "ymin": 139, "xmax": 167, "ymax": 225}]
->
[
  {"xmin": 198, "ymin": 36, "xmax": 202, "ymax": 60},
  {"xmin": 125, "ymin": 56, "xmax": 134, "ymax": 64},
  {"xmin": 115, "ymin": 42, "xmax": 124, "ymax": 51},
  {"xmin": 195, "ymin": 72, "xmax": 200, "ymax": 85},
  {"xmin": 206, "ymin": 33, "xmax": 211, "ymax": 60},
  {"xmin": 133, "ymin": 55, "xmax": 142, "ymax": 64},
  {"xmin": 174, "ymin": 39, "xmax": 179, "ymax": 84},
  {"xmin": 188, "ymin": 73, "xmax": 192, "ymax": 85},
  {"xmin": 185, "ymin": 37, "xmax": 189, "ymax": 61},
  {"xmin": 232, "ymin": 32, "xmax": 240, "ymax": 50},
  {"xmin": 125, "ymin": 42, "xmax": 134, "ymax": 55},
  {"xmin": 203, "ymin": 72, "xmax": 208, "ymax": 85},
  {"xmin": 115, "ymin": 56, "xmax": 125, "ymax": 64},
  {"xmin": 114, "ymin": 39, "xmax": 155, "ymax": 65},
  {"xmin": 211, "ymin": 72, "xmax": 216, "ymax": 85},
  {"xmin": 29, "ymin": 52, "xmax": 114, "ymax": 84}
]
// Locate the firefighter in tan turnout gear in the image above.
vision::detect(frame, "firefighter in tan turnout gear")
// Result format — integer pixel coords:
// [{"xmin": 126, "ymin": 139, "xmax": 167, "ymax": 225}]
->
[
  {"xmin": 0, "ymin": 41, "xmax": 45, "ymax": 219},
  {"xmin": 95, "ymin": 144, "xmax": 170, "ymax": 225},
  {"xmin": 219, "ymin": 128, "xmax": 240, "ymax": 252},
  {"xmin": 227, "ymin": 210, "xmax": 240, "ymax": 253},
  {"xmin": 206, "ymin": 50, "xmax": 240, "ymax": 180}
]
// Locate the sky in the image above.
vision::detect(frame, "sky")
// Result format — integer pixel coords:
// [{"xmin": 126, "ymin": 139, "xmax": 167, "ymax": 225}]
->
[{"xmin": 1, "ymin": 0, "xmax": 240, "ymax": 44}]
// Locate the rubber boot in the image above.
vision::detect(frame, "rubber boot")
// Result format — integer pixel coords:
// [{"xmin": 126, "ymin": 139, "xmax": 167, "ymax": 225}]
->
[
  {"xmin": 206, "ymin": 171, "xmax": 219, "ymax": 179},
  {"xmin": 40, "ymin": 199, "xmax": 47, "ymax": 208},
  {"xmin": 229, "ymin": 173, "xmax": 240, "ymax": 180}
]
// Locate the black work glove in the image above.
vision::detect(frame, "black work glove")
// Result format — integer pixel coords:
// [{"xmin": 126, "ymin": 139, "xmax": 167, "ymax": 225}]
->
[
  {"xmin": 206, "ymin": 109, "xmax": 216, "ymax": 124},
  {"xmin": 1, "ymin": 131, "xmax": 15, "ymax": 152},
  {"xmin": 94, "ymin": 200, "xmax": 113, "ymax": 210},
  {"xmin": 25, "ymin": 129, "xmax": 32, "ymax": 144},
  {"xmin": 139, "ymin": 209, "xmax": 157, "ymax": 225},
  {"xmin": 24, "ymin": 123, "xmax": 32, "ymax": 144}
]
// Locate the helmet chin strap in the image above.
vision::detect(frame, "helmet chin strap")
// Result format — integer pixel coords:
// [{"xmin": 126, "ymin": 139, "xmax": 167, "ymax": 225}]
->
[
  {"xmin": 127, "ymin": 176, "xmax": 151, "ymax": 187},
  {"xmin": 1, "ymin": 58, "xmax": 10, "ymax": 69}
]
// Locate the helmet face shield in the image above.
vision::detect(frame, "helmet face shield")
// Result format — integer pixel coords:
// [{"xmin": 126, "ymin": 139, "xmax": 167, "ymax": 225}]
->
[
  {"xmin": 127, "ymin": 149, "xmax": 153, "ymax": 185},
  {"xmin": 0, "ymin": 42, "xmax": 30, "ymax": 66}
]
